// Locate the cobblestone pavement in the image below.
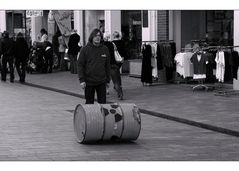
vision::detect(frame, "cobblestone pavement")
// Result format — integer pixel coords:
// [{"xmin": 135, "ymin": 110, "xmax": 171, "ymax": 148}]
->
[
  {"xmin": 1, "ymin": 72, "xmax": 239, "ymax": 160},
  {"xmin": 25, "ymin": 71, "xmax": 239, "ymax": 133}
]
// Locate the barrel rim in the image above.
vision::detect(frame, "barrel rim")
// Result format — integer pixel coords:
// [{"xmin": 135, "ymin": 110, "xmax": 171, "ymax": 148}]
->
[
  {"xmin": 73, "ymin": 104, "xmax": 87, "ymax": 143},
  {"xmin": 133, "ymin": 105, "xmax": 141, "ymax": 140}
]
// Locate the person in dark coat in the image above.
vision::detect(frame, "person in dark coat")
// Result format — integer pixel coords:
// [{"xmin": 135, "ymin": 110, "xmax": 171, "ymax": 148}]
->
[
  {"xmin": 103, "ymin": 32, "xmax": 124, "ymax": 100},
  {"xmin": 0, "ymin": 31, "xmax": 15, "ymax": 82},
  {"xmin": 43, "ymin": 41, "xmax": 53, "ymax": 73},
  {"xmin": 52, "ymin": 30, "xmax": 61, "ymax": 69},
  {"xmin": 77, "ymin": 28, "xmax": 110, "ymax": 104},
  {"xmin": 14, "ymin": 32, "xmax": 29, "ymax": 83},
  {"xmin": 68, "ymin": 30, "xmax": 80, "ymax": 74},
  {"xmin": 111, "ymin": 31, "xmax": 126, "ymax": 100}
]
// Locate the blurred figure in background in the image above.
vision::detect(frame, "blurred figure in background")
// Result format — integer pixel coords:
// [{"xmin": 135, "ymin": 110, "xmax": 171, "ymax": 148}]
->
[
  {"xmin": 111, "ymin": 31, "xmax": 126, "ymax": 100},
  {"xmin": 68, "ymin": 29, "xmax": 81, "ymax": 74},
  {"xmin": 52, "ymin": 30, "xmax": 61, "ymax": 69},
  {"xmin": 0, "ymin": 31, "xmax": 15, "ymax": 82},
  {"xmin": 14, "ymin": 32, "xmax": 29, "ymax": 83},
  {"xmin": 58, "ymin": 34, "xmax": 67, "ymax": 71}
]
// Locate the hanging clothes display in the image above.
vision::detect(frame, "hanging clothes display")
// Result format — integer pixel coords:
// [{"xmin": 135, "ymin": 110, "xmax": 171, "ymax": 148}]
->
[
  {"xmin": 223, "ymin": 50, "xmax": 233, "ymax": 82},
  {"xmin": 232, "ymin": 50, "xmax": 239, "ymax": 79},
  {"xmin": 190, "ymin": 52, "xmax": 208, "ymax": 79},
  {"xmin": 141, "ymin": 41, "xmax": 176, "ymax": 84},
  {"xmin": 141, "ymin": 44, "xmax": 152, "ymax": 84},
  {"xmin": 174, "ymin": 52, "xmax": 194, "ymax": 78},
  {"xmin": 151, "ymin": 43, "xmax": 158, "ymax": 78},
  {"xmin": 215, "ymin": 51, "xmax": 225, "ymax": 82},
  {"xmin": 158, "ymin": 42, "xmax": 176, "ymax": 81},
  {"xmin": 204, "ymin": 52, "xmax": 215, "ymax": 83}
]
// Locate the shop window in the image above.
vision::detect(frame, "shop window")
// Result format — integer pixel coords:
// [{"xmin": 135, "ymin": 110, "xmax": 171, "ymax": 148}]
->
[
  {"xmin": 142, "ymin": 10, "xmax": 148, "ymax": 28},
  {"xmin": 206, "ymin": 10, "xmax": 233, "ymax": 46},
  {"xmin": 121, "ymin": 10, "xmax": 142, "ymax": 59}
]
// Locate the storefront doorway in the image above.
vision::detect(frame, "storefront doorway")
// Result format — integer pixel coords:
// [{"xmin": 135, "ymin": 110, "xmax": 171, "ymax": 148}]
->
[{"xmin": 121, "ymin": 10, "xmax": 142, "ymax": 59}]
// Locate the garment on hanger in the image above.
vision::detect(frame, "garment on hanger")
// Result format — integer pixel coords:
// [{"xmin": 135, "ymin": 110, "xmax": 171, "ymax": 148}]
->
[
  {"xmin": 224, "ymin": 50, "xmax": 233, "ymax": 82},
  {"xmin": 232, "ymin": 50, "xmax": 239, "ymax": 80},
  {"xmin": 156, "ymin": 44, "xmax": 163, "ymax": 70},
  {"xmin": 141, "ymin": 44, "xmax": 152, "ymax": 84},
  {"xmin": 151, "ymin": 43, "xmax": 158, "ymax": 78},
  {"xmin": 175, "ymin": 52, "xmax": 194, "ymax": 78},
  {"xmin": 215, "ymin": 51, "xmax": 225, "ymax": 82},
  {"xmin": 190, "ymin": 52, "xmax": 208, "ymax": 79}
]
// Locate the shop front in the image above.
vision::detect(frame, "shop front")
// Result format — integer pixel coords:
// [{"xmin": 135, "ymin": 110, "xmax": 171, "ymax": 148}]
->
[{"xmin": 181, "ymin": 10, "xmax": 233, "ymax": 48}]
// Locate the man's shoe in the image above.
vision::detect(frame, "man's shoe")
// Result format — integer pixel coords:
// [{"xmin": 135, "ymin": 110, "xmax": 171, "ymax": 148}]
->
[{"xmin": 10, "ymin": 79, "xmax": 14, "ymax": 83}]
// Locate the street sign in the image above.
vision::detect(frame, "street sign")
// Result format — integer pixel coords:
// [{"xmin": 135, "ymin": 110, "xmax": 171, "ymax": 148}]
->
[{"xmin": 26, "ymin": 10, "xmax": 43, "ymax": 17}]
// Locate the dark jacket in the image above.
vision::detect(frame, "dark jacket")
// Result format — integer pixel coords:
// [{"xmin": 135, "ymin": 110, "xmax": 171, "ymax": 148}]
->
[
  {"xmin": 190, "ymin": 53, "xmax": 208, "ymax": 75},
  {"xmin": 112, "ymin": 40, "xmax": 127, "ymax": 60},
  {"xmin": 1, "ymin": 37, "xmax": 15, "ymax": 57},
  {"xmin": 52, "ymin": 34, "xmax": 60, "ymax": 53},
  {"xmin": 68, "ymin": 33, "xmax": 80, "ymax": 55},
  {"xmin": 77, "ymin": 42, "xmax": 111, "ymax": 85},
  {"xmin": 103, "ymin": 41, "xmax": 121, "ymax": 67},
  {"xmin": 15, "ymin": 37, "xmax": 29, "ymax": 61}
]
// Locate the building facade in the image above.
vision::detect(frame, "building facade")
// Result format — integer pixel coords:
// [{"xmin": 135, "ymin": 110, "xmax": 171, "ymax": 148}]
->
[{"xmin": 1, "ymin": 10, "xmax": 239, "ymax": 88}]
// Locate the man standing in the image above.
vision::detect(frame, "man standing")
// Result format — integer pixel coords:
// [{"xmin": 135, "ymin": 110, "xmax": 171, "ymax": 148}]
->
[
  {"xmin": 0, "ymin": 31, "xmax": 15, "ymax": 82},
  {"xmin": 77, "ymin": 28, "xmax": 110, "ymax": 104}
]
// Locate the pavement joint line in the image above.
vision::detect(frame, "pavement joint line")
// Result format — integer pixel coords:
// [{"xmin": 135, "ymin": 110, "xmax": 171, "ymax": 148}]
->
[{"xmin": 22, "ymin": 82, "xmax": 239, "ymax": 138}]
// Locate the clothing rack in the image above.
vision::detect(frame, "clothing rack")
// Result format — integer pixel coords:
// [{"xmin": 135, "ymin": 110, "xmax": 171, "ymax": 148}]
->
[
  {"xmin": 141, "ymin": 40, "xmax": 175, "ymax": 86},
  {"xmin": 208, "ymin": 45, "xmax": 239, "ymax": 96},
  {"xmin": 179, "ymin": 45, "xmax": 239, "ymax": 93}
]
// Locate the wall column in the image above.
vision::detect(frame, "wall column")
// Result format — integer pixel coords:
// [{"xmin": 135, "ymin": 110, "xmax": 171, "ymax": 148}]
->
[
  {"xmin": 31, "ymin": 16, "xmax": 43, "ymax": 43},
  {"xmin": 233, "ymin": 10, "xmax": 239, "ymax": 90},
  {"xmin": 74, "ymin": 10, "xmax": 84, "ymax": 45},
  {"xmin": 142, "ymin": 10, "xmax": 157, "ymax": 41},
  {"xmin": 0, "ymin": 10, "xmax": 6, "ymax": 32},
  {"xmin": 169, "ymin": 10, "xmax": 174, "ymax": 40},
  {"xmin": 173, "ymin": 10, "xmax": 181, "ymax": 53},
  {"xmin": 104, "ymin": 10, "xmax": 121, "ymax": 40}
]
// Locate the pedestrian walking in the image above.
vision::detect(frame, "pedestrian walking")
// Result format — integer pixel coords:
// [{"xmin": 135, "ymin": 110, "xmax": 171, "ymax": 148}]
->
[
  {"xmin": 111, "ymin": 31, "xmax": 126, "ymax": 100},
  {"xmin": 14, "ymin": 32, "xmax": 29, "ymax": 83},
  {"xmin": 0, "ymin": 31, "xmax": 15, "ymax": 82},
  {"xmin": 58, "ymin": 35, "xmax": 67, "ymax": 71},
  {"xmin": 103, "ymin": 33, "xmax": 114, "ymax": 96},
  {"xmin": 43, "ymin": 41, "xmax": 53, "ymax": 73},
  {"xmin": 52, "ymin": 30, "xmax": 61, "ymax": 69},
  {"xmin": 77, "ymin": 28, "xmax": 110, "ymax": 104},
  {"xmin": 68, "ymin": 29, "xmax": 81, "ymax": 74}
]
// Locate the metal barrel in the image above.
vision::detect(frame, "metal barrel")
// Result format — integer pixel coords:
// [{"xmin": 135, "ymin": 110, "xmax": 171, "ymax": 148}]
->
[
  {"xmin": 74, "ymin": 103, "xmax": 104, "ymax": 143},
  {"xmin": 73, "ymin": 103, "xmax": 141, "ymax": 143},
  {"xmin": 119, "ymin": 103, "xmax": 141, "ymax": 140}
]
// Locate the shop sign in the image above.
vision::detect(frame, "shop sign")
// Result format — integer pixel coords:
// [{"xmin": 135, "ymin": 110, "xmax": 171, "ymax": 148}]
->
[
  {"xmin": 133, "ymin": 20, "xmax": 141, "ymax": 25},
  {"xmin": 26, "ymin": 10, "xmax": 43, "ymax": 17}
]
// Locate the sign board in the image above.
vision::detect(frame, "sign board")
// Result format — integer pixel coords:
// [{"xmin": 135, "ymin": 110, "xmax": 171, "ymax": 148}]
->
[
  {"xmin": 26, "ymin": 10, "xmax": 43, "ymax": 17},
  {"xmin": 52, "ymin": 10, "xmax": 72, "ymax": 48}
]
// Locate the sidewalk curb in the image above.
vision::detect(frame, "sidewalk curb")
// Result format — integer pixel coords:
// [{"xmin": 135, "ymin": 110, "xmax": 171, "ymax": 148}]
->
[{"xmin": 23, "ymin": 82, "xmax": 239, "ymax": 138}]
